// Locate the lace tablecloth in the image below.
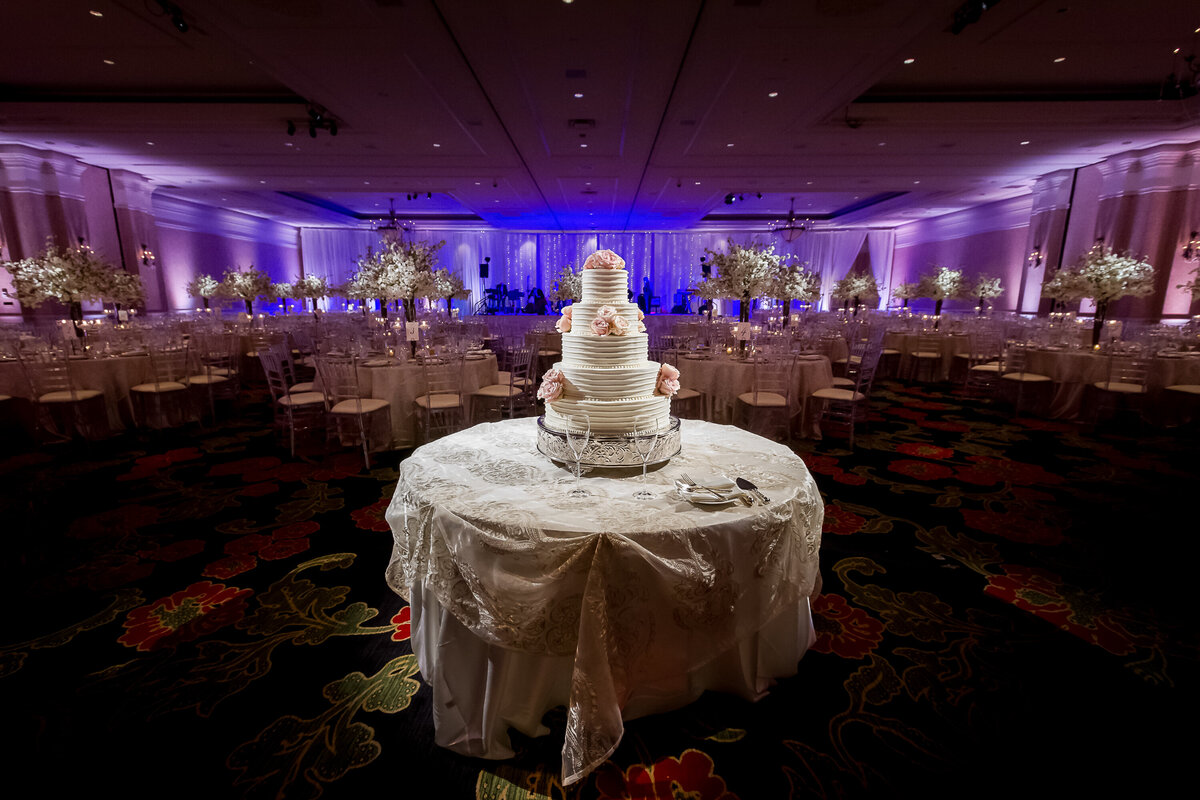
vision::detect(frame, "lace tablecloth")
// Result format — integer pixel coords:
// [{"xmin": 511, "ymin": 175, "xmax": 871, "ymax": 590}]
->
[{"xmin": 384, "ymin": 417, "xmax": 823, "ymax": 785}]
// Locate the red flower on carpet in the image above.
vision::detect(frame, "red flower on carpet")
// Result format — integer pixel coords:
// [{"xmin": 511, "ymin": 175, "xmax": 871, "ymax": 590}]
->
[
  {"xmin": 596, "ymin": 749, "xmax": 737, "ymax": 800},
  {"xmin": 896, "ymin": 442, "xmax": 954, "ymax": 460},
  {"xmin": 118, "ymin": 580, "xmax": 252, "ymax": 652},
  {"xmin": 908, "ymin": 400, "xmax": 954, "ymax": 411},
  {"xmin": 984, "ymin": 565, "xmax": 1138, "ymax": 656},
  {"xmin": 889, "ymin": 459, "xmax": 955, "ymax": 481},
  {"xmin": 119, "ymin": 447, "xmax": 204, "ymax": 480},
  {"xmin": 823, "ymin": 504, "xmax": 866, "ymax": 536},
  {"xmin": 955, "ymin": 456, "xmax": 1063, "ymax": 487},
  {"xmin": 258, "ymin": 538, "xmax": 311, "ymax": 561},
  {"xmin": 810, "ymin": 594, "xmax": 884, "ymax": 659},
  {"xmin": 311, "ymin": 453, "xmax": 371, "ymax": 481},
  {"xmin": 272, "ymin": 520, "xmax": 319, "ymax": 540},
  {"xmin": 888, "ymin": 406, "xmax": 928, "ymax": 421},
  {"xmin": 239, "ymin": 481, "xmax": 278, "ymax": 497},
  {"xmin": 226, "ymin": 534, "xmax": 272, "ymax": 557},
  {"xmin": 137, "ymin": 539, "xmax": 206, "ymax": 562},
  {"xmin": 68, "ymin": 504, "xmax": 160, "ymax": 539},
  {"xmin": 960, "ymin": 508, "xmax": 1065, "ymax": 546},
  {"xmin": 832, "ymin": 472, "xmax": 867, "ymax": 486},
  {"xmin": 391, "ymin": 606, "xmax": 411, "ymax": 641},
  {"xmin": 801, "ymin": 454, "xmax": 842, "ymax": 476},
  {"xmin": 202, "ymin": 554, "xmax": 257, "ymax": 580},
  {"xmin": 351, "ymin": 497, "xmax": 392, "ymax": 532}
]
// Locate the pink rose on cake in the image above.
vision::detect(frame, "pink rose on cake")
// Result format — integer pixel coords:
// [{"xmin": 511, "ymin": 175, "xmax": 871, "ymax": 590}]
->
[
  {"xmin": 656, "ymin": 363, "xmax": 680, "ymax": 396},
  {"xmin": 590, "ymin": 316, "xmax": 610, "ymax": 336},
  {"xmin": 609, "ymin": 315, "xmax": 630, "ymax": 335},
  {"xmin": 637, "ymin": 320, "xmax": 646, "ymax": 332},
  {"xmin": 583, "ymin": 250, "xmax": 626, "ymax": 270},
  {"xmin": 637, "ymin": 309, "xmax": 644, "ymax": 320},
  {"xmin": 596, "ymin": 305, "xmax": 617, "ymax": 321},
  {"xmin": 537, "ymin": 368, "xmax": 565, "ymax": 402},
  {"xmin": 556, "ymin": 305, "xmax": 573, "ymax": 333}
]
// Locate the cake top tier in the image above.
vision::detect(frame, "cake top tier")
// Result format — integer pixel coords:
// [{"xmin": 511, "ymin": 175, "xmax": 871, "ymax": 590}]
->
[{"xmin": 583, "ymin": 250, "xmax": 625, "ymax": 271}]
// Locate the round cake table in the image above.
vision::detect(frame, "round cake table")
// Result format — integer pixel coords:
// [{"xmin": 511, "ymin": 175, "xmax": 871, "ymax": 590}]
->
[{"xmin": 383, "ymin": 417, "xmax": 823, "ymax": 785}]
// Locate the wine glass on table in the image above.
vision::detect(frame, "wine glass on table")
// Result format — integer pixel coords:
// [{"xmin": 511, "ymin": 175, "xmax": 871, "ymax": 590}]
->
[
  {"xmin": 627, "ymin": 415, "xmax": 660, "ymax": 500},
  {"xmin": 565, "ymin": 414, "xmax": 591, "ymax": 497}
]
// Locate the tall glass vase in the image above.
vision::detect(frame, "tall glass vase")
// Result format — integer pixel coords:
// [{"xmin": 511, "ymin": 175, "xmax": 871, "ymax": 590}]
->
[
  {"xmin": 1092, "ymin": 300, "xmax": 1107, "ymax": 347},
  {"xmin": 69, "ymin": 300, "xmax": 85, "ymax": 339},
  {"xmin": 934, "ymin": 298, "xmax": 944, "ymax": 330}
]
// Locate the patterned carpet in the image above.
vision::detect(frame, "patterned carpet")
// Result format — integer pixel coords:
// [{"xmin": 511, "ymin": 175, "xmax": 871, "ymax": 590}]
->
[{"xmin": 1, "ymin": 381, "xmax": 1195, "ymax": 799}]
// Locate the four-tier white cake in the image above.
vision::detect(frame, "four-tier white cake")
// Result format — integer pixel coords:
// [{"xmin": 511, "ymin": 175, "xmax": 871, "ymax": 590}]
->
[{"xmin": 539, "ymin": 250, "xmax": 678, "ymax": 436}]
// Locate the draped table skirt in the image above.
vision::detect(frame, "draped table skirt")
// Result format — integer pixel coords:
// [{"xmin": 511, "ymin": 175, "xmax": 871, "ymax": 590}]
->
[{"xmin": 383, "ymin": 417, "xmax": 823, "ymax": 785}]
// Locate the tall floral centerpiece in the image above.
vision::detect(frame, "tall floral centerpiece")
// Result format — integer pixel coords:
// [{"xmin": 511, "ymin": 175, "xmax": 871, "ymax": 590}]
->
[
  {"xmin": 186, "ymin": 274, "xmax": 222, "ymax": 309},
  {"xmin": 1178, "ymin": 265, "xmax": 1200, "ymax": 303},
  {"xmin": 1057, "ymin": 243, "xmax": 1155, "ymax": 346},
  {"xmin": 702, "ymin": 240, "xmax": 781, "ymax": 323},
  {"xmin": 689, "ymin": 276, "xmax": 722, "ymax": 322},
  {"xmin": 293, "ymin": 274, "xmax": 329, "ymax": 314},
  {"xmin": 348, "ymin": 237, "xmax": 445, "ymax": 322},
  {"xmin": 768, "ymin": 260, "xmax": 820, "ymax": 326},
  {"xmin": 831, "ymin": 272, "xmax": 880, "ymax": 317},
  {"xmin": 916, "ymin": 265, "xmax": 964, "ymax": 328},
  {"xmin": 1040, "ymin": 269, "xmax": 1084, "ymax": 313},
  {"xmin": 548, "ymin": 263, "xmax": 582, "ymax": 310},
  {"xmin": 891, "ymin": 281, "xmax": 920, "ymax": 309},
  {"xmin": 2, "ymin": 240, "xmax": 118, "ymax": 336},
  {"xmin": 271, "ymin": 281, "xmax": 295, "ymax": 313},
  {"xmin": 220, "ymin": 266, "xmax": 272, "ymax": 316},
  {"xmin": 968, "ymin": 275, "xmax": 1004, "ymax": 315},
  {"xmin": 102, "ymin": 269, "xmax": 146, "ymax": 315},
  {"xmin": 418, "ymin": 268, "xmax": 466, "ymax": 315}
]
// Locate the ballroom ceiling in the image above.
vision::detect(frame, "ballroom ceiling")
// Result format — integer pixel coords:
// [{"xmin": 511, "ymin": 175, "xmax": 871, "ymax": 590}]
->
[{"xmin": 1, "ymin": 0, "xmax": 1199, "ymax": 232}]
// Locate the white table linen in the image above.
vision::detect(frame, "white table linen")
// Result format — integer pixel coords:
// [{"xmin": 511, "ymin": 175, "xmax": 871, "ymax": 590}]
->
[{"xmin": 383, "ymin": 417, "xmax": 823, "ymax": 785}]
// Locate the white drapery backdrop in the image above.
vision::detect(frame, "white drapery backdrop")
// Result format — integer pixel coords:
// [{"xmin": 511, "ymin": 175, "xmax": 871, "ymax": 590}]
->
[{"xmin": 299, "ymin": 228, "xmax": 895, "ymax": 315}]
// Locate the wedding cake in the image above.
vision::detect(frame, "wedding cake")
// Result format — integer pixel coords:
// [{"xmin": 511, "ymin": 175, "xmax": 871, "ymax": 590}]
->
[{"xmin": 539, "ymin": 250, "xmax": 679, "ymax": 436}]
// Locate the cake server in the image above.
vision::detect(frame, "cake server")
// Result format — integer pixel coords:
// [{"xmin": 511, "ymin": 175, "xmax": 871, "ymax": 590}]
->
[{"xmin": 735, "ymin": 477, "xmax": 770, "ymax": 505}]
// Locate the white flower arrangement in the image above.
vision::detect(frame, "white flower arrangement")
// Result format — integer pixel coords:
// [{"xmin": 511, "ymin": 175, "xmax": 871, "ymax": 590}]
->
[
  {"xmin": 968, "ymin": 275, "xmax": 1004, "ymax": 300},
  {"xmin": 271, "ymin": 281, "xmax": 296, "ymax": 300},
  {"xmin": 102, "ymin": 270, "xmax": 146, "ymax": 307},
  {"xmin": 916, "ymin": 265, "xmax": 964, "ymax": 301},
  {"xmin": 702, "ymin": 240, "xmax": 783, "ymax": 300},
  {"xmin": 220, "ymin": 265, "xmax": 272, "ymax": 301},
  {"xmin": 292, "ymin": 274, "xmax": 329, "ymax": 299},
  {"xmin": 1040, "ymin": 269, "xmax": 1085, "ymax": 302},
  {"xmin": 831, "ymin": 272, "xmax": 880, "ymax": 301},
  {"xmin": 347, "ymin": 238, "xmax": 446, "ymax": 303},
  {"xmin": 1, "ymin": 240, "xmax": 115, "ymax": 307},
  {"xmin": 1059, "ymin": 243, "xmax": 1155, "ymax": 304},
  {"xmin": 769, "ymin": 260, "xmax": 821, "ymax": 302},
  {"xmin": 185, "ymin": 274, "xmax": 222, "ymax": 300},
  {"xmin": 891, "ymin": 282, "xmax": 921, "ymax": 301},
  {"xmin": 548, "ymin": 263, "xmax": 582, "ymax": 304}
]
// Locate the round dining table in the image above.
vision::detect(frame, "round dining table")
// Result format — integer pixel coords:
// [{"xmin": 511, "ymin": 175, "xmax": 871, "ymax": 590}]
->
[
  {"xmin": 383, "ymin": 417, "xmax": 823, "ymax": 786},
  {"xmin": 1024, "ymin": 348, "xmax": 1200, "ymax": 419},
  {"xmin": 0, "ymin": 352, "xmax": 156, "ymax": 434},
  {"xmin": 675, "ymin": 351, "xmax": 834, "ymax": 437}
]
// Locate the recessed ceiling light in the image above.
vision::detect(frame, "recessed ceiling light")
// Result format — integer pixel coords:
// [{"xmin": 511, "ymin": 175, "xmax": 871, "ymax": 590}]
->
[
  {"xmin": 102, "ymin": 59, "xmax": 115, "ymax": 65},
  {"xmin": 877, "ymin": 142, "xmax": 886, "ymax": 146},
  {"xmin": 259, "ymin": 180, "xmax": 266, "ymax": 184},
  {"xmin": 145, "ymin": 141, "xmax": 155, "ymax": 146},
  {"xmin": 903, "ymin": 57, "xmax": 915, "ymax": 64},
  {"xmin": 1020, "ymin": 140, "xmax": 1031, "ymax": 145},
  {"xmin": 363, "ymin": 181, "xmax": 370, "ymax": 185},
  {"xmin": 768, "ymin": 91, "xmax": 779, "ymax": 98},
  {"xmin": 806, "ymin": 181, "xmax": 813, "ymax": 185},
  {"xmin": 574, "ymin": 92, "xmax": 584, "ymax": 98},
  {"xmin": 913, "ymin": 180, "xmax": 921, "ymax": 184},
  {"xmin": 694, "ymin": 181, "xmax": 701, "ymax": 185},
  {"xmin": 585, "ymin": 181, "xmax": 591, "ymax": 185},
  {"xmin": 726, "ymin": 143, "xmax": 734, "ymax": 147},
  {"xmin": 580, "ymin": 143, "xmax": 588, "ymax": 148},
  {"xmin": 89, "ymin": 10, "xmax": 104, "ymax": 17},
  {"xmin": 284, "ymin": 142, "xmax": 293, "ymax": 147},
  {"xmin": 433, "ymin": 143, "xmax": 441, "ymax": 148},
  {"xmin": 1053, "ymin": 56, "xmax": 1066, "ymax": 63}
]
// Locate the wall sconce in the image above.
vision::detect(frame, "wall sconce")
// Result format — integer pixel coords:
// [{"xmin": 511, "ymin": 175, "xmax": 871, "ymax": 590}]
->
[
  {"xmin": 1183, "ymin": 231, "xmax": 1200, "ymax": 263},
  {"xmin": 140, "ymin": 244, "xmax": 156, "ymax": 268},
  {"xmin": 1027, "ymin": 245, "xmax": 1042, "ymax": 269}
]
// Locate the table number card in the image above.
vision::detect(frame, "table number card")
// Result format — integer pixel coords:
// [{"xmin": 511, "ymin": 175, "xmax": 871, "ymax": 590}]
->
[
  {"xmin": 406, "ymin": 322, "xmax": 420, "ymax": 342},
  {"xmin": 734, "ymin": 323, "xmax": 751, "ymax": 341},
  {"xmin": 117, "ymin": 309, "xmax": 129, "ymax": 322}
]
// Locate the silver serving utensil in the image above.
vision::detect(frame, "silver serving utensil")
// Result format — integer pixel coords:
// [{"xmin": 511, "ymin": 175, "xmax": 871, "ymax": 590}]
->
[{"xmin": 735, "ymin": 477, "xmax": 771, "ymax": 505}]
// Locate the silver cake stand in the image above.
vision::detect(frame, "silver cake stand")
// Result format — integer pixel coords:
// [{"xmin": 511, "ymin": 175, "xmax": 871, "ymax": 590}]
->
[{"xmin": 537, "ymin": 416, "xmax": 681, "ymax": 468}]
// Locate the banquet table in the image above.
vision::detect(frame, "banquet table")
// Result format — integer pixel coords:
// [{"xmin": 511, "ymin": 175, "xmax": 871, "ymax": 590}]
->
[
  {"xmin": 883, "ymin": 331, "xmax": 972, "ymax": 382},
  {"xmin": 383, "ymin": 417, "xmax": 823, "ymax": 785},
  {"xmin": 1024, "ymin": 348, "xmax": 1200, "ymax": 419},
  {"xmin": 0, "ymin": 353, "xmax": 155, "ymax": 434},
  {"xmin": 346, "ymin": 353, "xmax": 498, "ymax": 447},
  {"xmin": 676, "ymin": 351, "xmax": 834, "ymax": 437}
]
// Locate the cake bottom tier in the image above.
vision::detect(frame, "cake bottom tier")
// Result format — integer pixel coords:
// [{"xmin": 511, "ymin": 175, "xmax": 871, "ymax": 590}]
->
[{"xmin": 545, "ymin": 395, "xmax": 671, "ymax": 436}]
